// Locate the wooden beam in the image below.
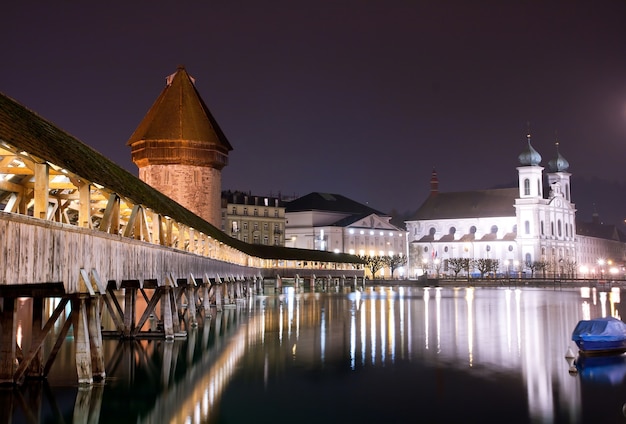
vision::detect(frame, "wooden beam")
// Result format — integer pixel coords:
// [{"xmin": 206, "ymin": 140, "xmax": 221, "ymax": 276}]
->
[
  {"xmin": 33, "ymin": 163, "xmax": 49, "ymax": 220},
  {"xmin": 78, "ymin": 183, "xmax": 91, "ymax": 228}
]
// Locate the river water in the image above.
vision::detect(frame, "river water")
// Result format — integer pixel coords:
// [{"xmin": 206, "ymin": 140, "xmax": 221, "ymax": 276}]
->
[{"xmin": 5, "ymin": 284, "xmax": 626, "ymax": 423}]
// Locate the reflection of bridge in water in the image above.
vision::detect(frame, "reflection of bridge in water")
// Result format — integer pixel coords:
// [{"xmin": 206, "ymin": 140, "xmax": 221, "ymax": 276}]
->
[{"xmin": 3, "ymin": 285, "xmax": 622, "ymax": 423}]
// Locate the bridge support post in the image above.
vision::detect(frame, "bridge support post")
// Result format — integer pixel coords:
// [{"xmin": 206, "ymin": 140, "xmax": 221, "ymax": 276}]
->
[
  {"xmin": 161, "ymin": 275, "xmax": 176, "ymax": 340},
  {"xmin": 310, "ymin": 275, "xmax": 316, "ymax": 290},
  {"xmin": 187, "ymin": 274, "xmax": 198, "ymax": 328},
  {"xmin": 202, "ymin": 274, "xmax": 212, "ymax": 313},
  {"xmin": 215, "ymin": 275, "xmax": 223, "ymax": 312},
  {"xmin": 275, "ymin": 275, "xmax": 282, "ymax": 293},
  {"xmin": 0, "ymin": 297, "xmax": 17, "ymax": 385},
  {"xmin": 72, "ymin": 296, "xmax": 93, "ymax": 385},
  {"xmin": 295, "ymin": 274, "xmax": 300, "ymax": 290}
]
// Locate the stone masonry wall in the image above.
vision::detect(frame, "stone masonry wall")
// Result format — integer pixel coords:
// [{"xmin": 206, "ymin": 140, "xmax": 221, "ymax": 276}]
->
[{"xmin": 139, "ymin": 164, "xmax": 222, "ymax": 228}]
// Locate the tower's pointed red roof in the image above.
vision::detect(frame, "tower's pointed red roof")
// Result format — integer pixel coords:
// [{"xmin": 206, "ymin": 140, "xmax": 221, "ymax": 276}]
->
[{"xmin": 127, "ymin": 66, "xmax": 232, "ymax": 168}]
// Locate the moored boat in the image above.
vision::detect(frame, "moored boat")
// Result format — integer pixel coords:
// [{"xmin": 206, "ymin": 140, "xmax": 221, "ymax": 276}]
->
[{"xmin": 571, "ymin": 317, "xmax": 626, "ymax": 356}]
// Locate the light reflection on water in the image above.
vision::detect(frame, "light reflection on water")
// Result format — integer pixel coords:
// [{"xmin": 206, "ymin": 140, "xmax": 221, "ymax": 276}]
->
[{"xmin": 6, "ymin": 285, "xmax": 626, "ymax": 423}]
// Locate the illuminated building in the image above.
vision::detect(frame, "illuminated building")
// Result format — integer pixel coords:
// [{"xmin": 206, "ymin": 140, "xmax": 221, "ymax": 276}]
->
[{"xmin": 405, "ymin": 135, "xmax": 626, "ymax": 279}]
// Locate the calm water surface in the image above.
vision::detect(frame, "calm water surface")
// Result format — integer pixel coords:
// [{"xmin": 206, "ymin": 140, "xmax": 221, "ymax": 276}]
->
[{"xmin": 6, "ymin": 284, "xmax": 626, "ymax": 423}]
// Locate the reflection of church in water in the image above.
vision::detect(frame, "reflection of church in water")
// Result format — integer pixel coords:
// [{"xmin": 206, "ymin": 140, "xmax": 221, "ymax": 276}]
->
[{"xmin": 405, "ymin": 134, "xmax": 626, "ymax": 278}]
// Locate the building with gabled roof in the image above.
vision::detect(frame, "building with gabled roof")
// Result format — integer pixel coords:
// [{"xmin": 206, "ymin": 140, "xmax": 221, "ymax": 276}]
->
[
  {"xmin": 127, "ymin": 66, "xmax": 232, "ymax": 227},
  {"xmin": 285, "ymin": 192, "xmax": 408, "ymax": 278}
]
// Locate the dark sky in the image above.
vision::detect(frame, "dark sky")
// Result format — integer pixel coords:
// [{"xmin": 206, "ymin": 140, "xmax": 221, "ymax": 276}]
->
[{"xmin": 2, "ymin": 1, "xmax": 626, "ymax": 223}]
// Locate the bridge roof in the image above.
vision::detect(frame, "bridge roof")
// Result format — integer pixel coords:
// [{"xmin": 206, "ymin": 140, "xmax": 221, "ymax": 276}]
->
[{"xmin": 0, "ymin": 92, "xmax": 362, "ymax": 265}]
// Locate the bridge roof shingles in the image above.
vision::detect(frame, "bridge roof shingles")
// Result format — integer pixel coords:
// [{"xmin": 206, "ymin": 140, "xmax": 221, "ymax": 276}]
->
[{"xmin": 0, "ymin": 92, "xmax": 362, "ymax": 264}]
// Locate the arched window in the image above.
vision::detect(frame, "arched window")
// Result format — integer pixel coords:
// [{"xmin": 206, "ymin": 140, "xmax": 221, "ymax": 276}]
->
[
  {"xmin": 566, "ymin": 184, "xmax": 570, "ymax": 201},
  {"xmin": 525, "ymin": 253, "xmax": 532, "ymax": 265},
  {"xmin": 429, "ymin": 227, "xmax": 436, "ymax": 236},
  {"xmin": 470, "ymin": 226, "xmax": 477, "ymax": 234},
  {"xmin": 551, "ymin": 222, "xmax": 555, "ymax": 236},
  {"xmin": 490, "ymin": 225, "xmax": 498, "ymax": 234},
  {"xmin": 540, "ymin": 221, "xmax": 544, "ymax": 235},
  {"xmin": 449, "ymin": 227, "xmax": 456, "ymax": 235},
  {"xmin": 486, "ymin": 245, "xmax": 491, "ymax": 252},
  {"xmin": 524, "ymin": 221, "xmax": 530, "ymax": 234},
  {"xmin": 524, "ymin": 178, "xmax": 530, "ymax": 196},
  {"xmin": 558, "ymin": 220, "xmax": 562, "ymax": 237}
]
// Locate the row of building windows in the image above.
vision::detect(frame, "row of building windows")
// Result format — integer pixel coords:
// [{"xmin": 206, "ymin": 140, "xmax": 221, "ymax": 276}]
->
[
  {"xmin": 231, "ymin": 221, "xmax": 282, "ymax": 232},
  {"xmin": 240, "ymin": 235, "xmax": 281, "ymax": 245},
  {"xmin": 230, "ymin": 207, "xmax": 280, "ymax": 218}
]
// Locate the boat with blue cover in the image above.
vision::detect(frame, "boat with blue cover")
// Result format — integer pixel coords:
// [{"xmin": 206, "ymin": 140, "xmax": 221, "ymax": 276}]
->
[{"xmin": 571, "ymin": 317, "xmax": 626, "ymax": 355}]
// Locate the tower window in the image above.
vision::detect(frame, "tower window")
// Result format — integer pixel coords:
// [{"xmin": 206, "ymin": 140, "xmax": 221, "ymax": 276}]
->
[
  {"xmin": 524, "ymin": 178, "xmax": 530, "ymax": 196},
  {"xmin": 524, "ymin": 221, "xmax": 530, "ymax": 234}
]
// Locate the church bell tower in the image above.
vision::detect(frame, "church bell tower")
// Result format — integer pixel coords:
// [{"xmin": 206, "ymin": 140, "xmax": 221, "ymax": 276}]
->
[{"xmin": 127, "ymin": 66, "xmax": 232, "ymax": 228}]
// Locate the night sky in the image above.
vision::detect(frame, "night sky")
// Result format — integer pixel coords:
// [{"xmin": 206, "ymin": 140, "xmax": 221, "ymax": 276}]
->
[{"xmin": 2, "ymin": 1, "xmax": 626, "ymax": 225}]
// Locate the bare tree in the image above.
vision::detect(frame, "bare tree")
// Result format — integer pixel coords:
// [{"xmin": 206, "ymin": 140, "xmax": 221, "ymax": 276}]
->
[
  {"xmin": 359, "ymin": 255, "xmax": 386, "ymax": 279},
  {"xmin": 383, "ymin": 254, "xmax": 407, "ymax": 279},
  {"xmin": 448, "ymin": 258, "xmax": 466, "ymax": 280},
  {"xmin": 475, "ymin": 259, "xmax": 499, "ymax": 279},
  {"xmin": 527, "ymin": 260, "xmax": 548, "ymax": 279}
]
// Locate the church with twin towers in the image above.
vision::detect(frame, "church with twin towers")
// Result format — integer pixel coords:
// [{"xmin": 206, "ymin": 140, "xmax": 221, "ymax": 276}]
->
[{"xmin": 405, "ymin": 134, "xmax": 625, "ymax": 279}]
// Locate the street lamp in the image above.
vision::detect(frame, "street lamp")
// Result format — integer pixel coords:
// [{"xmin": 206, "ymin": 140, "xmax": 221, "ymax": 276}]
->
[{"xmin": 598, "ymin": 258, "xmax": 606, "ymax": 280}]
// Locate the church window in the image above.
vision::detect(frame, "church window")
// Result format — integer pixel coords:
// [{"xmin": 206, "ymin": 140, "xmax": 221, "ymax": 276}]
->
[
  {"xmin": 513, "ymin": 224, "xmax": 517, "ymax": 234},
  {"xmin": 490, "ymin": 225, "xmax": 498, "ymax": 234},
  {"xmin": 551, "ymin": 222, "xmax": 554, "ymax": 236},
  {"xmin": 541, "ymin": 247, "xmax": 546, "ymax": 256},
  {"xmin": 470, "ymin": 226, "xmax": 477, "ymax": 234},
  {"xmin": 524, "ymin": 221, "xmax": 530, "ymax": 234},
  {"xmin": 424, "ymin": 246, "xmax": 429, "ymax": 253},
  {"xmin": 558, "ymin": 220, "xmax": 562, "ymax": 237},
  {"xmin": 566, "ymin": 184, "xmax": 570, "ymax": 201},
  {"xmin": 486, "ymin": 245, "xmax": 491, "ymax": 252},
  {"xmin": 524, "ymin": 178, "xmax": 530, "ymax": 195},
  {"xmin": 525, "ymin": 253, "xmax": 532, "ymax": 264},
  {"xmin": 449, "ymin": 227, "xmax": 456, "ymax": 235},
  {"xmin": 540, "ymin": 221, "xmax": 544, "ymax": 235},
  {"xmin": 429, "ymin": 227, "xmax": 436, "ymax": 236},
  {"xmin": 508, "ymin": 245, "xmax": 513, "ymax": 252},
  {"xmin": 444, "ymin": 246, "xmax": 448, "ymax": 252},
  {"xmin": 537, "ymin": 179, "xmax": 541, "ymax": 195}
]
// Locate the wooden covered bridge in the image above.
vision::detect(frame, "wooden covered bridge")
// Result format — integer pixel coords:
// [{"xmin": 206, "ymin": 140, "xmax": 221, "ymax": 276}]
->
[{"xmin": 0, "ymin": 92, "xmax": 364, "ymax": 385}]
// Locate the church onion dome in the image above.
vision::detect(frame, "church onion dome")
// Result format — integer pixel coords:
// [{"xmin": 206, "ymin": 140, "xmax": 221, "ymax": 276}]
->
[
  {"xmin": 548, "ymin": 142, "xmax": 570, "ymax": 172},
  {"xmin": 518, "ymin": 134, "xmax": 541, "ymax": 166}
]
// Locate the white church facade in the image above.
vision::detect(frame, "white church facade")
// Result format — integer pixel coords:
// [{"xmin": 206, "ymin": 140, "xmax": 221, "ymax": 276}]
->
[{"xmin": 405, "ymin": 135, "xmax": 624, "ymax": 279}]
